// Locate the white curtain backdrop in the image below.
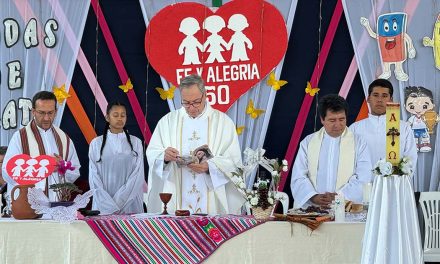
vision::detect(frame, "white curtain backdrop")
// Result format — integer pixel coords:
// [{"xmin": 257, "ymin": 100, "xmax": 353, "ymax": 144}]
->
[
  {"xmin": 342, "ymin": 0, "xmax": 440, "ymax": 191},
  {"xmin": 139, "ymin": 0, "xmax": 298, "ymax": 187},
  {"xmin": 0, "ymin": 0, "xmax": 90, "ymax": 145}
]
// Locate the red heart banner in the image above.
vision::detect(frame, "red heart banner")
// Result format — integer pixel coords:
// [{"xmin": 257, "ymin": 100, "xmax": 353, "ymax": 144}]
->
[
  {"xmin": 145, "ymin": 0, "xmax": 288, "ymax": 112},
  {"xmin": 5, "ymin": 154, "xmax": 57, "ymax": 185}
]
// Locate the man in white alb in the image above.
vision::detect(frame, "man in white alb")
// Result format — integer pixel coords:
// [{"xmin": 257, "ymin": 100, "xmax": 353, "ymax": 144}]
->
[
  {"xmin": 146, "ymin": 74, "xmax": 244, "ymax": 215},
  {"xmin": 291, "ymin": 94, "xmax": 372, "ymax": 209},
  {"xmin": 349, "ymin": 79, "xmax": 417, "ymax": 183},
  {"xmin": 2, "ymin": 91, "xmax": 80, "ymax": 201}
]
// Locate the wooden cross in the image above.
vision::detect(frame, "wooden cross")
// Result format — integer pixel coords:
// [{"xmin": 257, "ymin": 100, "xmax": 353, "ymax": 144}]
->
[{"xmin": 386, "ymin": 127, "xmax": 400, "ymax": 146}]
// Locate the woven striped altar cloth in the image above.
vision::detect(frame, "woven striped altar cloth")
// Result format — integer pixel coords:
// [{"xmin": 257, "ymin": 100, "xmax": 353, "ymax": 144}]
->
[{"xmin": 86, "ymin": 215, "xmax": 259, "ymax": 264}]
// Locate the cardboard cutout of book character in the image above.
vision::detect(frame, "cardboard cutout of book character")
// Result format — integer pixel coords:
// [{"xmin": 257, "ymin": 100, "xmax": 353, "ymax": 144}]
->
[
  {"xmin": 404, "ymin": 86, "xmax": 439, "ymax": 152},
  {"xmin": 423, "ymin": 14, "xmax": 440, "ymax": 70},
  {"xmin": 360, "ymin": 12, "xmax": 416, "ymax": 81}
]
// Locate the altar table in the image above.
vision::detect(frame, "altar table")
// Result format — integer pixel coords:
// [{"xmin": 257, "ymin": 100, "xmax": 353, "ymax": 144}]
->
[{"xmin": 0, "ymin": 218, "xmax": 365, "ymax": 263}]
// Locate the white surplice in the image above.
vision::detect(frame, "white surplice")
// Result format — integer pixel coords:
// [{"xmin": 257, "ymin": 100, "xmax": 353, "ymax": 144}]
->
[
  {"xmin": 2, "ymin": 126, "xmax": 81, "ymax": 201},
  {"xmin": 146, "ymin": 104, "xmax": 245, "ymax": 215},
  {"xmin": 349, "ymin": 114, "xmax": 418, "ymax": 182},
  {"xmin": 89, "ymin": 132, "xmax": 144, "ymax": 215},
  {"xmin": 290, "ymin": 129, "xmax": 372, "ymax": 208}
]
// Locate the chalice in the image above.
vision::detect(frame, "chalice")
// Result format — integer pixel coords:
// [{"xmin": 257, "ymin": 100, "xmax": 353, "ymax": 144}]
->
[{"xmin": 159, "ymin": 193, "xmax": 172, "ymax": 215}]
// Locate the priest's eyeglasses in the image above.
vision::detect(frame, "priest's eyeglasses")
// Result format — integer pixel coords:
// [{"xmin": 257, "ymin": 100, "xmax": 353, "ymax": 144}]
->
[
  {"xmin": 34, "ymin": 110, "xmax": 56, "ymax": 117},
  {"xmin": 181, "ymin": 95, "xmax": 204, "ymax": 108}
]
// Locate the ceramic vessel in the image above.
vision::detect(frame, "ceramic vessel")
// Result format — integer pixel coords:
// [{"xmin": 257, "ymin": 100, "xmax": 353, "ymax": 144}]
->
[{"xmin": 11, "ymin": 184, "xmax": 41, "ymax": 219}]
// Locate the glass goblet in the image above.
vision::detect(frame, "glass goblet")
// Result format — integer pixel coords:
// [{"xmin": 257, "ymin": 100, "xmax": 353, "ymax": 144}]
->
[{"xmin": 159, "ymin": 193, "xmax": 172, "ymax": 215}]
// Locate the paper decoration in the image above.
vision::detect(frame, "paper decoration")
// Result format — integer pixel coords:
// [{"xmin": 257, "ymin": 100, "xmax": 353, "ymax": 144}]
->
[
  {"xmin": 28, "ymin": 187, "xmax": 94, "ymax": 223},
  {"xmin": 118, "ymin": 78, "xmax": 133, "ymax": 93},
  {"xmin": 266, "ymin": 72, "xmax": 287, "ymax": 91},
  {"xmin": 53, "ymin": 84, "xmax": 71, "ymax": 105},
  {"xmin": 236, "ymin": 125, "xmax": 245, "ymax": 135},
  {"xmin": 422, "ymin": 14, "xmax": 440, "ymax": 70},
  {"xmin": 246, "ymin": 99, "xmax": 264, "ymax": 119},
  {"xmin": 5, "ymin": 154, "xmax": 57, "ymax": 185},
  {"xmin": 305, "ymin": 81, "xmax": 319, "ymax": 96},
  {"xmin": 360, "ymin": 12, "xmax": 416, "ymax": 81},
  {"xmin": 242, "ymin": 147, "xmax": 265, "ymax": 178},
  {"xmin": 404, "ymin": 86, "xmax": 439, "ymax": 152},
  {"xmin": 145, "ymin": 0, "xmax": 288, "ymax": 112},
  {"xmin": 155, "ymin": 85, "xmax": 176, "ymax": 100}
]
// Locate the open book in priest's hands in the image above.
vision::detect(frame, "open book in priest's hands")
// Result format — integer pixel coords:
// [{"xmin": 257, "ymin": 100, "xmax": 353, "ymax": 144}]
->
[{"xmin": 176, "ymin": 144, "xmax": 213, "ymax": 167}]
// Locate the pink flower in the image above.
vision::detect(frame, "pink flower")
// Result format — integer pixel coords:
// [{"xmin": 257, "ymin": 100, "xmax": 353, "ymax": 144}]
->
[
  {"xmin": 57, "ymin": 160, "xmax": 75, "ymax": 175},
  {"xmin": 197, "ymin": 218, "xmax": 209, "ymax": 227},
  {"xmin": 208, "ymin": 228, "xmax": 223, "ymax": 243}
]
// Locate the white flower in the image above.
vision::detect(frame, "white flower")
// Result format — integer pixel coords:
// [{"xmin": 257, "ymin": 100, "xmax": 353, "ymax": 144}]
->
[
  {"xmin": 378, "ymin": 161, "xmax": 393, "ymax": 175},
  {"xmin": 282, "ymin": 165, "xmax": 288, "ymax": 172},
  {"xmin": 374, "ymin": 159, "xmax": 385, "ymax": 169},
  {"xmin": 271, "ymin": 171, "xmax": 278, "ymax": 177},
  {"xmin": 401, "ymin": 163, "xmax": 412, "ymax": 175},
  {"xmin": 268, "ymin": 197, "xmax": 274, "ymax": 205},
  {"xmin": 239, "ymin": 182, "xmax": 246, "ymax": 189},
  {"xmin": 282, "ymin": 159, "xmax": 288, "ymax": 166},
  {"xmin": 403, "ymin": 158, "xmax": 412, "ymax": 168},
  {"xmin": 250, "ymin": 197, "xmax": 259, "ymax": 206}
]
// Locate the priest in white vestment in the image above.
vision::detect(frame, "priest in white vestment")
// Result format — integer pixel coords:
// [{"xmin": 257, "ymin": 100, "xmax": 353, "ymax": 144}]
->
[
  {"xmin": 2, "ymin": 91, "xmax": 80, "ymax": 201},
  {"xmin": 89, "ymin": 102, "xmax": 145, "ymax": 215},
  {"xmin": 146, "ymin": 74, "xmax": 245, "ymax": 215},
  {"xmin": 349, "ymin": 79, "xmax": 417, "ymax": 183},
  {"xmin": 291, "ymin": 94, "xmax": 372, "ymax": 208}
]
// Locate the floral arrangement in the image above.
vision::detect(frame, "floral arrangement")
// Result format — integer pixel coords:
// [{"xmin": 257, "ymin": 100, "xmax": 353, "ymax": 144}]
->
[
  {"xmin": 49, "ymin": 160, "xmax": 82, "ymax": 201},
  {"xmin": 231, "ymin": 158, "xmax": 288, "ymax": 209},
  {"xmin": 372, "ymin": 157, "xmax": 413, "ymax": 177},
  {"xmin": 268, "ymin": 158, "xmax": 288, "ymax": 192}
]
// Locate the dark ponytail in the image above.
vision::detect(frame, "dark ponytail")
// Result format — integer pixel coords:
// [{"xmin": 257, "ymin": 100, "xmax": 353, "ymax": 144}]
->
[
  {"xmin": 97, "ymin": 122, "xmax": 110, "ymax": 162},
  {"xmin": 123, "ymin": 128, "xmax": 138, "ymax": 157}
]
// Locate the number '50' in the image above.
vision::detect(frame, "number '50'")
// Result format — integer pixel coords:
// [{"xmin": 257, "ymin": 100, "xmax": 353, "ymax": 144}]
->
[{"xmin": 206, "ymin": 85, "xmax": 230, "ymax": 105}]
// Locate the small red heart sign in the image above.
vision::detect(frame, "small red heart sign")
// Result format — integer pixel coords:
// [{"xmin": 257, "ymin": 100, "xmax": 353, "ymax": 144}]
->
[
  {"xmin": 145, "ymin": 0, "xmax": 288, "ymax": 112},
  {"xmin": 6, "ymin": 154, "xmax": 57, "ymax": 185}
]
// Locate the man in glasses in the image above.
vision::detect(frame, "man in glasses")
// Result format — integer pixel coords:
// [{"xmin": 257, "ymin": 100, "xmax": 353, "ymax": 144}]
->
[
  {"xmin": 146, "ymin": 74, "xmax": 244, "ymax": 215},
  {"xmin": 2, "ymin": 91, "xmax": 80, "ymax": 201}
]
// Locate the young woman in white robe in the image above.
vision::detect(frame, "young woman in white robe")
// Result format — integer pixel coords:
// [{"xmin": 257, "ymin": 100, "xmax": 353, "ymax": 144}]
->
[{"xmin": 88, "ymin": 102, "xmax": 145, "ymax": 215}]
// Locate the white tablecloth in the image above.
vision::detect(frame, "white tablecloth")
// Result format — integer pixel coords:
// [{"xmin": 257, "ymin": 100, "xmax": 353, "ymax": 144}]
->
[
  {"xmin": 361, "ymin": 175, "xmax": 423, "ymax": 264},
  {"xmin": 0, "ymin": 218, "xmax": 365, "ymax": 263}
]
